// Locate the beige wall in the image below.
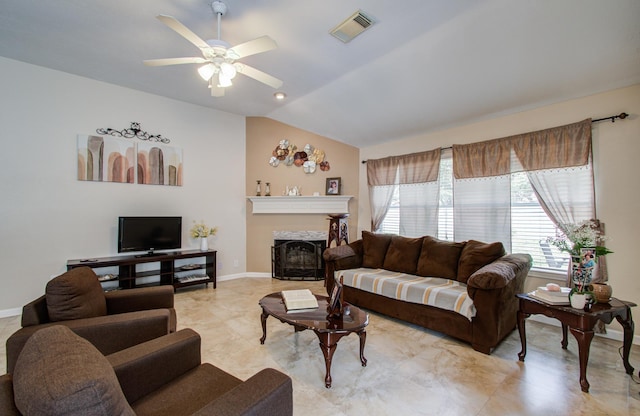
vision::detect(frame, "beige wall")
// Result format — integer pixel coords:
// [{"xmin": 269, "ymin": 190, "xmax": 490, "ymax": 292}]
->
[
  {"xmin": 245, "ymin": 117, "xmax": 359, "ymax": 273},
  {"xmin": 358, "ymin": 84, "xmax": 640, "ymax": 315}
]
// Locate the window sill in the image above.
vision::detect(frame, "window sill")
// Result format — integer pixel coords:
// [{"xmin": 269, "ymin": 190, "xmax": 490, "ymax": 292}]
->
[{"xmin": 528, "ymin": 267, "xmax": 567, "ymax": 282}]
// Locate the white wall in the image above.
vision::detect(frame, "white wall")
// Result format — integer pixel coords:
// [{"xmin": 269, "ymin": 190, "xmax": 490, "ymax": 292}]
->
[
  {"xmin": 0, "ymin": 57, "xmax": 247, "ymax": 313},
  {"xmin": 358, "ymin": 84, "xmax": 640, "ymax": 315}
]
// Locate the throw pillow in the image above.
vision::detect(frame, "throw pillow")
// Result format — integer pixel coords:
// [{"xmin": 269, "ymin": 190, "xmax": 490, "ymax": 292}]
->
[
  {"xmin": 12, "ymin": 325, "xmax": 135, "ymax": 416},
  {"xmin": 382, "ymin": 236, "xmax": 424, "ymax": 274},
  {"xmin": 361, "ymin": 231, "xmax": 393, "ymax": 269},
  {"xmin": 46, "ymin": 267, "xmax": 107, "ymax": 322},
  {"xmin": 416, "ymin": 236, "xmax": 466, "ymax": 279},
  {"xmin": 457, "ymin": 240, "xmax": 506, "ymax": 284}
]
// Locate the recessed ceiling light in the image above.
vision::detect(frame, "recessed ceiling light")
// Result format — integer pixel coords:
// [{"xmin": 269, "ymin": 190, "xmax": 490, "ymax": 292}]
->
[{"xmin": 274, "ymin": 92, "xmax": 287, "ymax": 100}]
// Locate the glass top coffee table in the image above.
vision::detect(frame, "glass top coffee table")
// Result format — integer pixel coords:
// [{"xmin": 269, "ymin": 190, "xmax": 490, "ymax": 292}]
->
[{"xmin": 259, "ymin": 292, "xmax": 369, "ymax": 388}]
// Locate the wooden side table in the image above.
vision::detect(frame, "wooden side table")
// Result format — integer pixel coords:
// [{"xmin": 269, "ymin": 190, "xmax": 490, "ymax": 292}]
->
[{"xmin": 516, "ymin": 293, "xmax": 636, "ymax": 392}]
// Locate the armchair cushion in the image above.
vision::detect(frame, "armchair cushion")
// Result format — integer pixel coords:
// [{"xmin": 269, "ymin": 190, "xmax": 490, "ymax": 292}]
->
[
  {"xmin": 12, "ymin": 325, "xmax": 134, "ymax": 416},
  {"xmin": 45, "ymin": 267, "xmax": 107, "ymax": 322}
]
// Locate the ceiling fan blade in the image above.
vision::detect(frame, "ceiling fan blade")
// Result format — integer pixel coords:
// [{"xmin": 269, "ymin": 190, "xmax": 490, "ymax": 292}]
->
[
  {"xmin": 229, "ymin": 35, "xmax": 277, "ymax": 59},
  {"xmin": 143, "ymin": 57, "xmax": 207, "ymax": 67},
  {"xmin": 156, "ymin": 15, "xmax": 211, "ymax": 51},
  {"xmin": 236, "ymin": 63, "xmax": 283, "ymax": 89}
]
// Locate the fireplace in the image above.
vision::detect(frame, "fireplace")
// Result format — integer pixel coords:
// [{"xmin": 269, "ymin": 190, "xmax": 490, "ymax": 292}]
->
[{"xmin": 271, "ymin": 231, "xmax": 327, "ymax": 281}]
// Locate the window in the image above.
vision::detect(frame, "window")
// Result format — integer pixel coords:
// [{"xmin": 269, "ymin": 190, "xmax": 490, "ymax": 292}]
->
[{"xmin": 380, "ymin": 151, "xmax": 568, "ymax": 271}]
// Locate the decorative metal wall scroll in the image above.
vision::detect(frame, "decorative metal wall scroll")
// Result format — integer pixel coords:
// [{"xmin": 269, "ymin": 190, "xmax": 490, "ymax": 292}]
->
[{"xmin": 96, "ymin": 122, "xmax": 170, "ymax": 144}]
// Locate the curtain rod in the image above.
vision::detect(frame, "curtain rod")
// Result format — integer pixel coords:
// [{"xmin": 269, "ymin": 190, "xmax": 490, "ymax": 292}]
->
[{"xmin": 361, "ymin": 112, "xmax": 629, "ymax": 164}]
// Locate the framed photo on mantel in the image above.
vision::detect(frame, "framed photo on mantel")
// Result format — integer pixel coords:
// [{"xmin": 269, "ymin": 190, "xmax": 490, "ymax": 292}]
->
[{"xmin": 326, "ymin": 177, "xmax": 341, "ymax": 195}]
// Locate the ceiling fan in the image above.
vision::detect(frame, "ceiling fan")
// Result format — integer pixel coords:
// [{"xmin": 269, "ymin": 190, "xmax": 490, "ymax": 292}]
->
[{"xmin": 144, "ymin": 1, "xmax": 282, "ymax": 97}]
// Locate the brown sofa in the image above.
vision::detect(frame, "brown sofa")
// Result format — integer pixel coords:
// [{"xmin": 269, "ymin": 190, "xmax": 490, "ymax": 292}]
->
[
  {"xmin": 0, "ymin": 325, "xmax": 293, "ymax": 416},
  {"xmin": 324, "ymin": 231, "xmax": 532, "ymax": 354},
  {"xmin": 5, "ymin": 267, "xmax": 177, "ymax": 374}
]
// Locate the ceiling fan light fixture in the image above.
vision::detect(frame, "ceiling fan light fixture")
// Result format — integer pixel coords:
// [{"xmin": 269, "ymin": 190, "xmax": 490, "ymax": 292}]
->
[
  {"xmin": 218, "ymin": 73, "xmax": 233, "ymax": 87},
  {"xmin": 198, "ymin": 63, "xmax": 215, "ymax": 81},
  {"xmin": 220, "ymin": 62, "xmax": 237, "ymax": 79},
  {"xmin": 274, "ymin": 92, "xmax": 287, "ymax": 100}
]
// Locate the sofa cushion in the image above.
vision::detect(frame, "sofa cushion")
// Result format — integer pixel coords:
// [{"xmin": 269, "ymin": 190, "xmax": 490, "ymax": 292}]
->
[
  {"xmin": 362, "ymin": 231, "xmax": 393, "ymax": 269},
  {"xmin": 382, "ymin": 236, "xmax": 424, "ymax": 274},
  {"xmin": 12, "ymin": 325, "xmax": 135, "ymax": 416},
  {"xmin": 46, "ymin": 267, "xmax": 107, "ymax": 322},
  {"xmin": 416, "ymin": 236, "xmax": 466, "ymax": 279},
  {"xmin": 457, "ymin": 240, "xmax": 506, "ymax": 283}
]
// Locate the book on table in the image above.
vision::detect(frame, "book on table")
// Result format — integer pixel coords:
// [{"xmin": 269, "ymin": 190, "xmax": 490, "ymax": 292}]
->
[
  {"xmin": 281, "ymin": 289, "xmax": 319, "ymax": 311},
  {"xmin": 529, "ymin": 286, "xmax": 571, "ymax": 305}
]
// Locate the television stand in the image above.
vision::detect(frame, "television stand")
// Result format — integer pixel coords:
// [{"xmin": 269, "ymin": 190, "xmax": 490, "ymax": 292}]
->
[{"xmin": 67, "ymin": 249, "xmax": 217, "ymax": 291}]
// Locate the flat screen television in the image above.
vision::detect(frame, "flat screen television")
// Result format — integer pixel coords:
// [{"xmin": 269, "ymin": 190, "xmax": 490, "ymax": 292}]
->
[{"xmin": 118, "ymin": 216, "xmax": 182, "ymax": 255}]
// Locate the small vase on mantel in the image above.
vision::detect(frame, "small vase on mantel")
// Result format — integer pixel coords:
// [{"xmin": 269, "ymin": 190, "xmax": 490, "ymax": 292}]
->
[{"xmin": 200, "ymin": 237, "xmax": 208, "ymax": 252}]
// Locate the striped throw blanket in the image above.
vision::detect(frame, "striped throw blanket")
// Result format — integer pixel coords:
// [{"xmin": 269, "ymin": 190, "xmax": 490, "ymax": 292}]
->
[{"xmin": 337, "ymin": 268, "xmax": 476, "ymax": 321}]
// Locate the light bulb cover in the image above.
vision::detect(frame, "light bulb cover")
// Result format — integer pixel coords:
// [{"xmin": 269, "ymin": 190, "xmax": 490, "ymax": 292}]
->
[
  {"xmin": 220, "ymin": 62, "xmax": 237, "ymax": 79},
  {"xmin": 198, "ymin": 64, "xmax": 215, "ymax": 81},
  {"xmin": 218, "ymin": 73, "xmax": 233, "ymax": 87}
]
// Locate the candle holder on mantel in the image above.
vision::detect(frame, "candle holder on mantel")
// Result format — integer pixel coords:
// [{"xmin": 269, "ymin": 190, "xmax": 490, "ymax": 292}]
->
[
  {"xmin": 265, "ymin": 182, "xmax": 271, "ymax": 196},
  {"xmin": 256, "ymin": 180, "xmax": 261, "ymax": 196}
]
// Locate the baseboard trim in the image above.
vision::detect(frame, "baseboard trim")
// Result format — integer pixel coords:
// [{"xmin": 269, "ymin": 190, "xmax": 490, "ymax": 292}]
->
[
  {"xmin": 0, "ymin": 307, "xmax": 21, "ymax": 318},
  {"xmin": 529, "ymin": 314, "xmax": 640, "ymax": 345}
]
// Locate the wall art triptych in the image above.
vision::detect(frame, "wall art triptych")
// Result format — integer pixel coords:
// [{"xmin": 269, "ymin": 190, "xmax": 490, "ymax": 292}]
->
[{"xmin": 77, "ymin": 135, "xmax": 183, "ymax": 186}]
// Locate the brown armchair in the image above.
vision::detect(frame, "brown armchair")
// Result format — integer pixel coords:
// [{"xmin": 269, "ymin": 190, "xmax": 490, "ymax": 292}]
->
[
  {"xmin": 0, "ymin": 325, "xmax": 293, "ymax": 416},
  {"xmin": 5, "ymin": 267, "xmax": 176, "ymax": 374}
]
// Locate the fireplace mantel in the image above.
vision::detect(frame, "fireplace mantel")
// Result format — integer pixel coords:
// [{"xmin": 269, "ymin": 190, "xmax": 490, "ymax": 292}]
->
[{"xmin": 248, "ymin": 196, "xmax": 352, "ymax": 214}]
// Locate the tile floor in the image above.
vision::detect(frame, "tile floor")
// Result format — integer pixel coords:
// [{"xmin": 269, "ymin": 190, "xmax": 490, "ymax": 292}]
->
[{"xmin": 1, "ymin": 277, "xmax": 639, "ymax": 415}]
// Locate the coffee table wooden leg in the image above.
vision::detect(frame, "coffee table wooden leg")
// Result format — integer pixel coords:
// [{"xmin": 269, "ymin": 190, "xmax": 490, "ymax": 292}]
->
[
  {"xmin": 517, "ymin": 309, "xmax": 528, "ymax": 361},
  {"xmin": 316, "ymin": 332, "xmax": 343, "ymax": 388},
  {"xmin": 561, "ymin": 323, "xmax": 568, "ymax": 349},
  {"xmin": 358, "ymin": 330, "xmax": 367, "ymax": 367},
  {"xmin": 569, "ymin": 326, "xmax": 594, "ymax": 393},
  {"xmin": 260, "ymin": 310, "xmax": 269, "ymax": 344}
]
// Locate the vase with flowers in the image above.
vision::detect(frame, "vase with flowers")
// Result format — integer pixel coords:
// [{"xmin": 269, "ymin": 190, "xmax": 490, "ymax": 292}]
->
[
  {"xmin": 190, "ymin": 221, "xmax": 218, "ymax": 251},
  {"xmin": 547, "ymin": 219, "xmax": 612, "ymax": 308}
]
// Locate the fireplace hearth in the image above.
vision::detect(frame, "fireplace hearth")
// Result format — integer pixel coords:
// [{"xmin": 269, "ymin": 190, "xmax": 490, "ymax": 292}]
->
[{"xmin": 271, "ymin": 231, "xmax": 326, "ymax": 281}]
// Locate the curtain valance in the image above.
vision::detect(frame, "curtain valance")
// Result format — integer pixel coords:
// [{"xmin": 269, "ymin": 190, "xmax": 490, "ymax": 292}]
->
[
  {"xmin": 367, "ymin": 149, "xmax": 440, "ymax": 185},
  {"xmin": 452, "ymin": 118, "xmax": 592, "ymax": 179}
]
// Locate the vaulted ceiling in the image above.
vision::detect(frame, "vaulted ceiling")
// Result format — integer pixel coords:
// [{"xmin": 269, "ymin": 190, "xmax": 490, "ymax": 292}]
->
[{"xmin": 1, "ymin": 0, "xmax": 638, "ymax": 147}]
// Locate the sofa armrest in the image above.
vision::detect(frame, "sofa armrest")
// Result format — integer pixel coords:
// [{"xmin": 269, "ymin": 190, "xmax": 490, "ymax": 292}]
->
[
  {"xmin": 0, "ymin": 374, "xmax": 20, "ymax": 416},
  {"xmin": 108, "ymin": 329, "xmax": 201, "ymax": 404},
  {"xmin": 105, "ymin": 285, "xmax": 174, "ymax": 314},
  {"xmin": 6, "ymin": 309, "xmax": 174, "ymax": 374},
  {"xmin": 192, "ymin": 368, "xmax": 293, "ymax": 416},
  {"xmin": 467, "ymin": 253, "xmax": 532, "ymax": 290}
]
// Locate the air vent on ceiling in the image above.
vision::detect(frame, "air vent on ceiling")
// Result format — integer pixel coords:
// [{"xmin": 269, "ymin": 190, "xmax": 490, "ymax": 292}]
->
[{"xmin": 330, "ymin": 10, "xmax": 375, "ymax": 43}]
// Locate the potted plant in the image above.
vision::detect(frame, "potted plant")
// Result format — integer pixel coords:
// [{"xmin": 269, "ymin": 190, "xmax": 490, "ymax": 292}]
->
[
  {"xmin": 547, "ymin": 219, "xmax": 612, "ymax": 308},
  {"xmin": 190, "ymin": 221, "xmax": 218, "ymax": 251}
]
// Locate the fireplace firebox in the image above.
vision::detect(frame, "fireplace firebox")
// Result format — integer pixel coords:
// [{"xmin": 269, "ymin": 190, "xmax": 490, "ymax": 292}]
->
[{"xmin": 271, "ymin": 232, "xmax": 326, "ymax": 280}]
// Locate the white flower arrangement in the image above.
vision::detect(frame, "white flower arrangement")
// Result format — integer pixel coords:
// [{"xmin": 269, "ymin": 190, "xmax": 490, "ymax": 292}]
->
[
  {"xmin": 547, "ymin": 219, "xmax": 612, "ymax": 258},
  {"xmin": 190, "ymin": 221, "xmax": 217, "ymax": 239}
]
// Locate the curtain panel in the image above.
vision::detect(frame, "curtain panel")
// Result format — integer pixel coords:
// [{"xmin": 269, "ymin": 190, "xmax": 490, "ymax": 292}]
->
[
  {"xmin": 451, "ymin": 119, "xmax": 600, "ymax": 275},
  {"xmin": 367, "ymin": 150, "xmax": 440, "ymax": 232}
]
